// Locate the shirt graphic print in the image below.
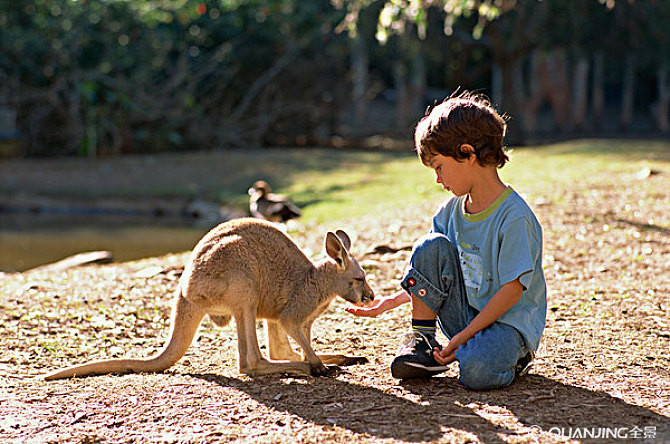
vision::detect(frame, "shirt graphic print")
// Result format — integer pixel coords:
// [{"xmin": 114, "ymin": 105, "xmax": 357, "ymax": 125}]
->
[{"xmin": 459, "ymin": 246, "xmax": 483, "ymax": 293}]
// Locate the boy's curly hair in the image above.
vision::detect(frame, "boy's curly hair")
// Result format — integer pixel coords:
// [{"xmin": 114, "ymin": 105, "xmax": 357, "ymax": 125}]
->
[{"xmin": 414, "ymin": 91, "xmax": 509, "ymax": 168}]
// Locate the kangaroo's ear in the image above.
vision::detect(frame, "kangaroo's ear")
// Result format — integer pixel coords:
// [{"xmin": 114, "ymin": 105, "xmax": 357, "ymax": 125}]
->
[
  {"xmin": 335, "ymin": 230, "xmax": 351, "ymax": 251},
  {"xmin": 325, "ymin": 232, "xmax": 349, "ymax": 269}
]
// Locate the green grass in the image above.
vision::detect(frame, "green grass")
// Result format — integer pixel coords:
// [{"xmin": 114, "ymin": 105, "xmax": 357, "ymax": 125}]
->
[
  {"xmin": 285, "ymin": 152, "xmax": 438, "ymax": 223},
  {"xmin": 261, "ymin": 139, "xmax": 670, "ymax": 224},
  {"xmin": 5, "ymin": 138, "xmax": 668, "ymax": 225}
]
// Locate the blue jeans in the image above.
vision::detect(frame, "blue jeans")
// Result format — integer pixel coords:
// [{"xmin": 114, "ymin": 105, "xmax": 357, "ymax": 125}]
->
[{"xmin": 400, "ymin": 233, "xmax": 530, "ymax": 390}]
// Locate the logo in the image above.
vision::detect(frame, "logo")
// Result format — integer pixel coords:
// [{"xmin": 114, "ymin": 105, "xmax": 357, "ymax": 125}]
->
[{"xmin": 527, "ymin": 425, "xmax": 657, "ymax": 440}]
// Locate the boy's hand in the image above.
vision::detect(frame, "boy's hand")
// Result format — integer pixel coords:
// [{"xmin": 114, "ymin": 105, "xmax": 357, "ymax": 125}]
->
[
  {"xmin": 433, "ymin": 331, "xmax": 468, "ymax": 365},
  {"xmin": 433, "ymin": 279, "xmax": 524, "ymax": 365},
  {"xmin": 345, "ymin": 292, "xmax": 409, "ymax": 317}
]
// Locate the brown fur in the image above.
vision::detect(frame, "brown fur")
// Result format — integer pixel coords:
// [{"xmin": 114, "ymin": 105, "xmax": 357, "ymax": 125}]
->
[{"xmin": 43, "ymin": 218, "xmax": 374, "ymax": 380}]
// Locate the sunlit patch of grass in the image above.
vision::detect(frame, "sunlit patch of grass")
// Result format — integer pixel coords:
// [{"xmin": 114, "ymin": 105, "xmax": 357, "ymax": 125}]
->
[
  {"xmin": 501, "ymin": 139, "xmax": 669, "ymax": 193},
  {"xmin": 265, "ymin": 139, "xmax": 670, "ymax": 225},
  {"xmin": 287, "ymin": 153, "xmax": 440, "ymax": 224}
]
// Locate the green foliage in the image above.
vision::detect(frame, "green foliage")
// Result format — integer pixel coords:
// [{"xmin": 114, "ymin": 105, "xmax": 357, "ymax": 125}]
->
[
  {"xmin": 1, "ymin": 0, "xmax": 349, "ymax": 156},
  {"xmin": 2, "ymin": 0, "xmax": 670, "ymax": 156}
]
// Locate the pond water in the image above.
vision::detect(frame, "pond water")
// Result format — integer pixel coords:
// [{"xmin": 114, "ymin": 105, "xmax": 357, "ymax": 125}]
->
[{"xmin": 0, "ymin": 213, "xmax": 214, "ymax": 272}]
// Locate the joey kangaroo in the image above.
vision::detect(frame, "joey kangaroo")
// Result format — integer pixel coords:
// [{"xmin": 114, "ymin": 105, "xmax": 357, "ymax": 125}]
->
[{"xmin": 43, "ymin": 218, "xmax": 374, "ymax": 380}]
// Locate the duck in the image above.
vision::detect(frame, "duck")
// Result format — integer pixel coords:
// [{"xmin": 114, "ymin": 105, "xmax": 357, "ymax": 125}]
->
[{"xmin": 248, "ymin": 180, "xmax": 301, "ymax": 223}]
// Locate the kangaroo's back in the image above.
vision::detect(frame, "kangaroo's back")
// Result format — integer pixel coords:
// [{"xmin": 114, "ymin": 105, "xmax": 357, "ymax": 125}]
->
[
  {"xmin": 189, "ymin": 218, "xmax": 311, "ymax": 273},
  {"xmin": 181, "ymin": 218, "xmax": 313, "ymax": 311}
]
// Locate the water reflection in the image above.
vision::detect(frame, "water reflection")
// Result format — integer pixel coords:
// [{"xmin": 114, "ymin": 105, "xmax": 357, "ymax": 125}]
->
[{"xmin": 0, "ymin": 213, "xmax": 215, "ymax": 272}]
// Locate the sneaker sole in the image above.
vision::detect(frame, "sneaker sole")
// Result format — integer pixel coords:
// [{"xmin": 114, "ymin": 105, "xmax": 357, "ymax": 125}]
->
[{"xmin": 391, "ymin": 361, "xmax": 449, "ymax": 379}]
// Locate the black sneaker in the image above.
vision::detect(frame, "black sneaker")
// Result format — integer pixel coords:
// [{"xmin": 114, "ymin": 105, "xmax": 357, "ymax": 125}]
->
[
  {"xmin": 391, "ymin": 331, "xmax": 450, "ymax": 379},
  {"xmin": 515, "ymin": 351, "xmax": 534, "ymax": 377}
]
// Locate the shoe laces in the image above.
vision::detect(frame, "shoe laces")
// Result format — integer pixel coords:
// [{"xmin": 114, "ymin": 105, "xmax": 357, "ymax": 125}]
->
[{"xmin": 398, "ymin": 331, "xmax": 433, "ymax": 355}]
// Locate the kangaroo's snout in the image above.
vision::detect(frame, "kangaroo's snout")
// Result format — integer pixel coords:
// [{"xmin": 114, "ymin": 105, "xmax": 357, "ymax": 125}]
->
[
  {"xmin": 351, "ymin": 281, "xmax": 375, "ymax": 307},
  {"xmin": 362, "ymin": 283, "xmax": 375, "ymax": 305}
]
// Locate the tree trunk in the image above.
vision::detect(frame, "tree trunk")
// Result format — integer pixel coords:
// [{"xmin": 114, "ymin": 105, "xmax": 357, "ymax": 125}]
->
[
  {"xmin": 516, "ymin": 51, "xmax": 544, "ymax": 134},
  {"xmin": 393, "ymin": 60, "xmax": 409, "ymax": 130},
  {"xmin": 491, "ymin": 63, "xmax": 503, "ymax": 109},
  {"xmin": 500, "ymin": 59, "xmax": 524, "ymax": 145},
  {"xmin": 408, "ymin": 49, "xmax": 426, "ymax": 122},
  {"xmin": 350, "ymin": 33, "xmax": 369, "ymax": 122},
  {"xmin": 591, "ymin": 51, "xmax": 605, "ymax": 131},
  {"xmin": 394, "ymin": 37, "xmax": 426, "ymax": 132},
  {"xmin": 620, "ymin": 54, "xmax": 635, "ymax": 131},
  {"xmin": 544, "ymin": 48, "xmax": 572, "ymax": 132},
  {"xmin": 654, "ymin": 64, "xmax": 669, "ymax": 133},
  {"xmin": 572, "ymin": 56, "xmax": 590, "ymax": 132}
]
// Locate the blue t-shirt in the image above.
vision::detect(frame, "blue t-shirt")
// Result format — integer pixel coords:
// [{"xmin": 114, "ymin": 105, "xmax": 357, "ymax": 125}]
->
[{"xmin": 431, "ymin": 186, "xmax": 547, "ymax": 351}]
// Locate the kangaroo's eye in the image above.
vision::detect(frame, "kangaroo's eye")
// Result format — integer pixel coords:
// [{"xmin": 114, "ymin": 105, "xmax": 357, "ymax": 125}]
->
[{"xmin": 353, "ymin": 277, "xmax": 364, "ymax": 282}]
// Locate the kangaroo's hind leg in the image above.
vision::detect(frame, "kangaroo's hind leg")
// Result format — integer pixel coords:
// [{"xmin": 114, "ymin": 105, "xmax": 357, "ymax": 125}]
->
[
  {"xmin": 266, "ymin": 320, "xmax": 301, "ymax": 361},
  {"xmin": 235, "ymin": 306, "xmax": 311, "ymax": 377},
  {"xmin": 279, "ymin": 318, "xmax": 331, "ymax": 376}
]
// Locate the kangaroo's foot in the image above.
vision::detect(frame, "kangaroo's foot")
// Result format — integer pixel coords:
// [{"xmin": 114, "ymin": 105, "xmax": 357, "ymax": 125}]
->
[
  {"xmin": 318, "ymin": 354, "xmax": 368, "ymax": 366},
  {"xmin": 241, "ymin": 359, "xmax": 313, "ymax": 377},
  {"xmin": 309, "ymin": 362, "xmax": 331, "ymax": 377}
]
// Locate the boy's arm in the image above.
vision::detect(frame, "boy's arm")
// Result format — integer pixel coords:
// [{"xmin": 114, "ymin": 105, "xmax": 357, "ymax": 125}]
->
[
  {"xmin": 345, "ymin": 289, "xmax": 411, "ymax": 317},
  {"xmin": 433, "ymin": 278, "xmax": 524, "ymax": 364}
]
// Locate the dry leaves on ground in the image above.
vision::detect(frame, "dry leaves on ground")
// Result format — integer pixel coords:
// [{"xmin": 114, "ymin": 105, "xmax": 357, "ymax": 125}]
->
[{"xmin": 1, "ymin": 159, "xmax": 669, "ymax": 443}]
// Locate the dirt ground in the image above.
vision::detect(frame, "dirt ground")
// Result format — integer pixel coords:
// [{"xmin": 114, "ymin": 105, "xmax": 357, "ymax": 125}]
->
[{"xmin": 1, "ymin": 149, "xmax": 669, "ymax": 443}]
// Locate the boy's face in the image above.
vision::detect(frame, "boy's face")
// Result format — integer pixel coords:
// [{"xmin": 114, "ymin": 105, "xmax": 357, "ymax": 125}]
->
[{"xmin": 429, "ymin": 153, "xmax": 474, "ymax": 196}]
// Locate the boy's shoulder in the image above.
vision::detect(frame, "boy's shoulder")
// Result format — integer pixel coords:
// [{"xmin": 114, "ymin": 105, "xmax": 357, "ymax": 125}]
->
[
  {"xmin": 433, "ymin": 195, "xmax": 461, "ymax": 219},
  {"xmin": 433, "ymin": 187, "xmax": 541, "ymax": 228},
  {"xmin": 498, "ymin": 189, "xmax": 544, "ymax": 243},
  {"xmin": 501, "ymin": 188, "xmax": 541, "ymax": 224}
]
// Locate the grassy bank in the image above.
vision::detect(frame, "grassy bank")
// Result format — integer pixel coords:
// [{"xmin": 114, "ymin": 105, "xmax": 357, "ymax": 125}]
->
[
  {"xmin": 289, "ymin": 139, "xmax": 670, "ymax": 223},
  {"xmin": 2, "ymin": 139, "xmax": 668, "ymax": 225}
]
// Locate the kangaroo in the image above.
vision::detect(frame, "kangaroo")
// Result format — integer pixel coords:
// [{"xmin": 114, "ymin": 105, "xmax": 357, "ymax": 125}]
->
[{"xmin": 43, "ymin": 218, "xmax": 375, "ymax": 380}]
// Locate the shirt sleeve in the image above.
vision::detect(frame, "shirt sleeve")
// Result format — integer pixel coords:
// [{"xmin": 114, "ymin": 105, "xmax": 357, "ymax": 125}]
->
[
  {"xmin": 431, "ymin": 198, "xmax": 457, "ymax": 234},
  {"xmin": 498, "ymin": 217, "xmax": 539, "ymax": 289}
]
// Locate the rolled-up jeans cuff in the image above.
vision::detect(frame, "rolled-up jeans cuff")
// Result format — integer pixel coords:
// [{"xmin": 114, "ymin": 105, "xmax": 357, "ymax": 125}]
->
[{"xmin": 400, "ymin": 268, "xmax": 447, "ymax": 315}]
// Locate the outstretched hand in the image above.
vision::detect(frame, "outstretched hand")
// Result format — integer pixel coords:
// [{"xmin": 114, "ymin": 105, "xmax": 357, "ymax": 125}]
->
[{"xmin": 345, "ymin": 292, "xmax": 409, "ymax": 318}]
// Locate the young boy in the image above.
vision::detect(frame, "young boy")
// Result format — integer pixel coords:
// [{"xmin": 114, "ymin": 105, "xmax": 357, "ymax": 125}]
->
[{"xmin": 347, "ymin": 92, "xmax": 547, "ymax": 390}]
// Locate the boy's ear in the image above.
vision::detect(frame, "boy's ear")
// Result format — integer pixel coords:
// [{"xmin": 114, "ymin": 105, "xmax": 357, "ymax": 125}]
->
[
  {"xmin": 460, "ymin": 144, "xmax": 476, "ymax": 163},
  {"xmin": 460, "ymin": 144, "xmax": 475, "ymax": 155}
]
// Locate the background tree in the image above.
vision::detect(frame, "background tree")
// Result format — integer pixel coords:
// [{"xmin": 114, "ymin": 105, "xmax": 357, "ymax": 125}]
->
[{"xmin": 1, "ymin": 0, "xmax": 668, "ymax": 157}]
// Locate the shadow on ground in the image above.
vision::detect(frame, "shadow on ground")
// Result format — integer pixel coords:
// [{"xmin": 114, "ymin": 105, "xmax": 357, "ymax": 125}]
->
[{"xmin": 190, "ymin": 372, "xmax": 669, "ymax": 442}]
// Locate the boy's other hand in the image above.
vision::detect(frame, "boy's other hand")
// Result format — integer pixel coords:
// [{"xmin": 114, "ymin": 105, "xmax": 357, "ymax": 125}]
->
[{"xmin": 433, "ymin": 331, "xmax": 468, "ymax": 365}]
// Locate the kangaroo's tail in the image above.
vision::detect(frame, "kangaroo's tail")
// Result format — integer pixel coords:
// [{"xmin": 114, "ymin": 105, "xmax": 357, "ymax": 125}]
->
[{"xmin": 43, "ymin": 291, "xmax": 205, "ymax": 380}]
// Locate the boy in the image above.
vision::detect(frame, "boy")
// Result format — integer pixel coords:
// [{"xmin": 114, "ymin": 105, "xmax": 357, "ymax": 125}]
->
[{"xmin": 347, "ymin": 92, "xmax": 547, "ymax": 390}]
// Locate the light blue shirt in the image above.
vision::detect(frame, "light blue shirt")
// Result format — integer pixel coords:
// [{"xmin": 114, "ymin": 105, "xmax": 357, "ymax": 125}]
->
[{"xmin": 431, "ymin": 187, "xmax": 547, "ymax": 351}]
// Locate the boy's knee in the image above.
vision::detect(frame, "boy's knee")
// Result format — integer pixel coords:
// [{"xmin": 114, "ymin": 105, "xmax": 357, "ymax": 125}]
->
[
  {"xmin": 458, "ymin": 354, "xmax": 514, "ymax": 391},
  {"xmin": 411, "ymin": 233, "xmax": 455, "ymax": 267},
  {"xmin": 412, "ymin": 233, "xmax": 450, "ymax": 255}
]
